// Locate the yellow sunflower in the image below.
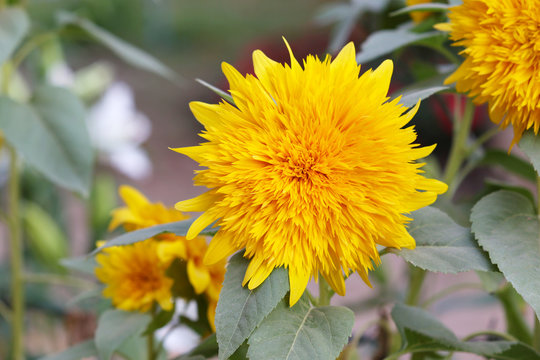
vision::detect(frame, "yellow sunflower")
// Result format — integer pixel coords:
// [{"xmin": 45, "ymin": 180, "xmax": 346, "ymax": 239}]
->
[
  {"xmin": 407, "ymin": 0, "xmax": 432, "ymax": 23},
  {"xmin": 95, "ymin": 239, "xmax": 174, "ymax": 312},
  {"xmin": 105, "ymin": 186, "xmax": 225, "ymax": 329},
  {"xmin": 173, "ymin": 40, "xmax": 447, "ymax": 305},
  {"xmin": 437, "ymin": 0, "xmax": 540, "ymax": 146}
]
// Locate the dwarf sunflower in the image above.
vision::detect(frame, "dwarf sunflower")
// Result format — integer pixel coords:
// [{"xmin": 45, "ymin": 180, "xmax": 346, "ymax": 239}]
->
[
  {"xmin": 106, "ymin": 186, "xmax": 225, "ymax": 328},
  {"xmin": 95, "ymin": 239, "xmax": 174, "ymax": 312},
  {"xmin": 437, "ymin": 0, "xmax": 540, "ymax": 145},
  {"xmin": 174, "ymin": 41, "xmax": 447, "ymax": 305}
]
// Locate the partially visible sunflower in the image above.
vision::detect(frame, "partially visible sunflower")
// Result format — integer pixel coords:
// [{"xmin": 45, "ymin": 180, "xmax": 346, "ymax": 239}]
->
[
  {"xmin": 407, "ymin": 0, "xmax": 432, "ymax": 23},
  {"xmin": 173, "ymin": 40, "xmax": 447, "ymax": 305},
  {"xmin": 437, "ymin": 0, "xmax": 540, "ymax": 146},
  {"xmin": 102, "ymin": 185, "xmax": 225, "ymax": 329},
  {"xmin": 95, "ymin": 239, "xmax": 174, "ymax": 312}
]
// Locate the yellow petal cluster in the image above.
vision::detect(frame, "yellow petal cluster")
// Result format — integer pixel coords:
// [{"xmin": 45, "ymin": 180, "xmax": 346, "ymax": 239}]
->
[
  {"xmin": 407, "ymin": 0, "xmax": 432, "ymax": 23},
  {"xmin": 174, "ymin": 41, "xmax": 447, "ymax": 305},
  {"xmin": 95, "ymin": 239, "xmax": 174, "ymax": 312},
  {"xmin": 96, "ymin": 186, "xmax": 225, "ymax": 329},
  {"xmin": 438, "ymin": 0, "xmax": 540, "ymax": 146}
]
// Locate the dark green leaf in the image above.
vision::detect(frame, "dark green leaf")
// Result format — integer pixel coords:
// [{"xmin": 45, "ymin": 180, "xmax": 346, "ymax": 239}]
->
[
  {"xmin": 38, "ymin": 340, "xmax": 97, "ymax": 360},
  {"xmin": 0, "ymin": 86, "xmax": 93, "ymax": 196},
  {"xmin": 216, "ymin": 252, "xmax": 289, "ymax": 359},
  {"xmin": 92, "ymin": 219, "xmax": 218, "ymax": 254},
  {"xmin": 95, "ymin": 309, "xmax": 151, "ymax": 360},
  {"xmin": 393, "ymin": 303, "xmax": 540, "ymax": 359},
  {"xmin": 356, "ymin": 23, "xmax": 442, "ymax": 63},
  {"xmin": 57, "ymin": 11, "xmax": 181, "ymax": 84},
  {"xmin": 247, "ymin": 295, "xmax": 354, "ymax": 360},
  {"xmin": 390, "ymin": 4, "xmax": 450, "ymax": 17},
  {"xmin": 471, "ymin": 190, "xmax": 540, "ymax": 317},
  {"xmin": 389, "ymin": 207, "xmax": 494, "ymax": 273},
  {"xmin": 196, "ymin": 78, "xmax": 234, "ymax": 104},
  {"xmin": 477, "ymin": 149, "xmax": 536, "ymax": 182},
  {"xmin": 0, "ymin": 7, "xmax": 30, "ymax": 65}
]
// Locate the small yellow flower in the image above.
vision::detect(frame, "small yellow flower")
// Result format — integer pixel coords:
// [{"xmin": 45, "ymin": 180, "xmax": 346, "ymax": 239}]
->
[
  {"xmin": 95, "ymin": 239, "xmax": 174, "ymax": 312},
  {"xmin": 437, "ymin": 0, "xmax": 540, "ymax": 146},
  {"xmin": 407, "ymin": 0, "xmax": 432, "ymax": 23},
  {"xmin": 103, "ymin": 186, "xmax": 225, "ymax": 329},
  {"xmin": 173, "ymin": 40, "xmax": 447, "ymax": 305}
]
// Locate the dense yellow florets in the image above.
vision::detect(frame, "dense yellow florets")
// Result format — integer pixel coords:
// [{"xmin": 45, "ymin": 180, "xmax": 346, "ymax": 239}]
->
[
  {"xmin": 438, "ymin": 0, "xmax": 540, "ymax": 146},
  {"xmin": 96, "ymin": 186, "xmax": 225, "ymax": 329},
  {"xmin": 174, "ymin": 41, "xmax": 447, "ymax": 305}
]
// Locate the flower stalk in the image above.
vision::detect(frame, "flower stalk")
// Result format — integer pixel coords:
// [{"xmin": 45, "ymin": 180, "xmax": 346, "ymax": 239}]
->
[
  {"xmin": 8, "ymin": 144, "xmax": 24, "ymax": 360},
  {"xmin": 318, "ymin": 276, "xmax": 334, "ymax": 306}
]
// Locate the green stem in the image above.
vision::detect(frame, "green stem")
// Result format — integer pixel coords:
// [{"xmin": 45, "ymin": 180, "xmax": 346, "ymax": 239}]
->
[
  {"xmin": 421, "ymin": 282, "xmax": 484, "ymax": 309},
  {"xmin": 318, "ymin": 276, "xmax": 334, "ymax": 306},
  {"xmin": 405, "ymin": 265, "xmax": 426, "ymax": 306},
  {"xmin": 443, "ymin": 97, "xmax": 475, "ymax": 193},
  {"xmin": 11, "ymin": 32, "xmax": 57, "ymax": 71},
  {"xmin": 147, "ymin": 305, "xmax": 157, "ymax": 360},
  {"xmin": 8, "ymin": 145, "xmax": 24, "ymax": 360}
]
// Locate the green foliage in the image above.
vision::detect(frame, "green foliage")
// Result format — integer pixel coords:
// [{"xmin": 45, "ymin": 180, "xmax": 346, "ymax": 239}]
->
[
  {"xmin": 0, "ymin": 7, "xmax": 29, "ymax": 65},
  {"xmin": 95, "ymin": 309, "xmax": 151, "ymax": 360},
  {"xmin": 356, "ymin": 23, "xmax": 443, "ymax": 63},
  {"xmin": 22, "ymin": 201, "xmax": 68, "ymax": 270},
  {"xmin": 215, "ymin": 252, "xmax": 289, "ymax": 359},
  {"xmin": 247, "ymin": 295, "xmax": 354, "ymax": 360},
  {"xmin": 392, "ymin": 303, "xmax": 540, "ymax": 359},
  {"xmin": 38, "ymin": 340, "xmax": 97, "ymax": 360},
  {"xmin": 390, "ymin": 3, "xmax": 450, "ymax": 17},
  {"xmin": 519, "ymin": 130, "xmax": 540, "ymax": 176},
  {"xmin": 471, "ymin": 190, "xmax": 540, "ymax": 319},
  {"xmin": 0, "ymin": 86, "xmax": 93, "ymax": 196},
  {"xmin": 57, "ymin": 11, "xmax": 181, "ymax": 85},
  {"xmin": 476, "ymin": 149, "xmax": 536, "ymax": 183},
  {"xmin": 389, "ymin": 207, "xmax": 494, "ymax": 273},
  {"xmin": 92, "ymin": 219, "xmax": 218, "ymax": 254}
]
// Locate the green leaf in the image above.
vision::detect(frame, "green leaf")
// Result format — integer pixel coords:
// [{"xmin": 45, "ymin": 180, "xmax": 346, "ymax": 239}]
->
[
  {"xmin": 519, "ymin": 130, "xmax": 540, "ymax": 176},
  {"xmin": 0, "ymin": 7, "xmax": 30, "ymax": 65},
  {"xmin": 22, "ymin": 201, "xmax": 68, "ymax": 270},
  {"xmin": 196, "ymin": 78, "xmax": 234, "ymax": 104},
  {"xmin": 92, "ymin": 219, "xmax": 218, "ymax": 254},
  {"xmin": 216, "ymin": 252, "xmax": 289, "ymax": 359},
  {"xmin": 390, "ymin": 3, "xmax": 450, "ymax": 17},
  {"xmin": 57, "ymin": 11, "xmax": 181, "ymax": 85},
  {"xmin": 393, "ymin": 303, "xmax": 540, "ymax": 359},
  {"xmin": 0, "ymin": 86, "xmax": 93, "ymax": 196},
  {"xmin": 391, "ymin": 72, "xmax": 451, "ymax": 108},
  {"xmin": 60, "ymin": 255, "xmax": 97, "ymax": 275},
  {"xmin": 95, "ymin": 309, "xmax": 151, "ymax": 360},
  {"xmin": 388, "ymin": 207, "xmax": 494, "ymax": 273},
  {"xmin": 477, "ymin": 149, "xmax": 536, "ymax": 182},
  {"xmin": 38, "ymin": 340, "xmax": 97, "ymax": 360},
  {"xmin": 356, "ymin": 23, "xmax": 442, "ymax": 63},
  {"xmin": 143, "ymin": 306, "xmax": 176, "ymax": 336},
  {"xmin": 247, "ymin": 295, "xmax": 354, "ymax": 360},
  {"xmin": 471, "ymin": 190, "xmax": 540, "ymax": 318}
]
